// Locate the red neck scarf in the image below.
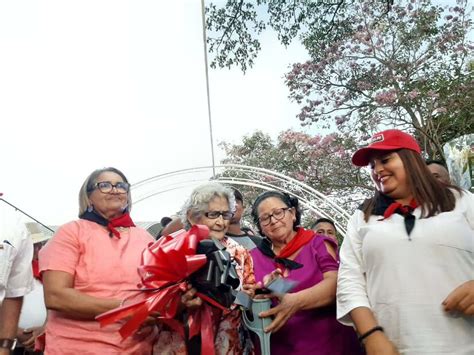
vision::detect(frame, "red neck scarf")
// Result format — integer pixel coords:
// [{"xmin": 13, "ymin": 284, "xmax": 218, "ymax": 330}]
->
[
  {"xmin": 80, "ymin": 210, "xmax": 136, "ymax": 238},
  {"xmin": 382, "ymin": 198, "xmax": 418, "ymax": 239},
  {"xmin": 383, "ymin": 199, "xmax": 418, "ymax": 219},
  {"xmin": 274, "ymin": 227, "xmax": 315, "ymax": 269},
  {"xmin": 107, "ymin": 213, "xmax": 136, "ymax": 238}
]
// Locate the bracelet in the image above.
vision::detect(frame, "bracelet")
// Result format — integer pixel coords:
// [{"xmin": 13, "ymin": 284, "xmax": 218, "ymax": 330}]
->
[{"xmin": 358, "ymin": 326, "xmax": 384, "ymax": 342}]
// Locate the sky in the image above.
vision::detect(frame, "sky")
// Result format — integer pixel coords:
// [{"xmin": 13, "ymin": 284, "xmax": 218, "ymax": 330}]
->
[{"xmin": 0, "ymin": 1, "xmax": 310, "ymax": 225}]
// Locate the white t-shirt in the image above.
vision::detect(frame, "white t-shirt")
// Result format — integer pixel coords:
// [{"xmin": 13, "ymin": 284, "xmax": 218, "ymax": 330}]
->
[
  {"xmin": 0, "ymin": 204, "xmax": 34, "ymax": 302},
  {"xmin": 18, "ymin": 278, "xmax": 46, "ymax": 329},
  {"xmin": 337, "ymin": 191, "xmax": 474, "ymax": 354}
]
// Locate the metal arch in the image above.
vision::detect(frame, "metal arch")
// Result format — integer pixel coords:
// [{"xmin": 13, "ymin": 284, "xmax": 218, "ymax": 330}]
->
[{"xmin": 131, "ymin": 164, "xmax": 350, "ymax": 236}]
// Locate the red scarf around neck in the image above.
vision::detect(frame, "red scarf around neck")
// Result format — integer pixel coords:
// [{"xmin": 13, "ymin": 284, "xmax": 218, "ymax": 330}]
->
[
  {"xmin": 383, "ymin": 199, "xmax": 418, "ymax": 219},
  {"xmin": 107, "ymin": 212, "xmax": 136, "ymax": 238},
  {"xmin": 274, "ymin": 227, "xmax": 315, "ymax": 268}
]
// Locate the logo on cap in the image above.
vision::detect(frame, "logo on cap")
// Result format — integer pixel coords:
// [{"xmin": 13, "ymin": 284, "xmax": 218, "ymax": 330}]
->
[{"xmin": 369, "ymin": 133, "xmax": 384, "ymax": 145}]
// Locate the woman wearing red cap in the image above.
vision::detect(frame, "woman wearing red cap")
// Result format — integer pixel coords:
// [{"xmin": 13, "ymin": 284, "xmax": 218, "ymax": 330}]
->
[{"xmin": 336, "ymin": 129, "xmax": 474, "ymax": 354}]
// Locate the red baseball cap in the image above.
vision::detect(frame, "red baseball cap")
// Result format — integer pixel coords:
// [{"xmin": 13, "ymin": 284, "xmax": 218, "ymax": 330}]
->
[{"xmin": 352, "ymin": 129, "xmax": 421, "ymax": 166}]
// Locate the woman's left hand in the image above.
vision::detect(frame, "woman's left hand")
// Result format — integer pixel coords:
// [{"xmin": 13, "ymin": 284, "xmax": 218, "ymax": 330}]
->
[
  {"xmin": 258, "ymin": 293, "xmax": 301, "ymax": 333},
  {"xmin": 443, "ymin": 280, "xmax": 474, "ymax": 316}
]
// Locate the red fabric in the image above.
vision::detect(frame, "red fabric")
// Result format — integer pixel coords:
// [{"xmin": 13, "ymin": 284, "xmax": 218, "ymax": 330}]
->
[
  {"xmin": 383, "ymin": 199, "xmax": 418, "ymax": 219},
  {"xmin": 96, "ymin": 225, "xmax": 227, "ymax": 354},
  {"xmin": 32, "ymin": 259, "xmax": 42, "ymax": 281},
  {"xmin": 277, "ymin": 227, "xmax": 315, "ymax": 259},
  {"xmin": 107, "ymin": 212, "xmax": 136, "ymax": 238}
]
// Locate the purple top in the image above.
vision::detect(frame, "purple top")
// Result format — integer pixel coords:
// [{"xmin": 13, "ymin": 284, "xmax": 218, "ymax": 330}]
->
[{"xmin": 251, "ymin": 233, "xmax": 361, "ymax": 355}]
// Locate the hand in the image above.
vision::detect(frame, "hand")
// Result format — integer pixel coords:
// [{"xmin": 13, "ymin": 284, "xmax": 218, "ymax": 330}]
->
[
  {"xmin": 20, "ymin": 326, "xmax": 45, "ymax": 350},
  {"xmin": 258, "ymin": 292, "xmax": 300, "ymax": 333},
  {"xmin": 180, "ymin": 285, "xmax": 202, "ymax": 310},
  {"xmin": 242, "ymin": 282, "xmax": 262, "ymax": 298},
  {"xmin": 364, "ymin": 332, "xmax": 399, "ymax": 355},
  {"xmin": 443, "ymin": 280, "xmax": 474, "ymax": 316},
  {"xmin": 262, "ymin": 269, "xmax": 283, "ymax": 286}
]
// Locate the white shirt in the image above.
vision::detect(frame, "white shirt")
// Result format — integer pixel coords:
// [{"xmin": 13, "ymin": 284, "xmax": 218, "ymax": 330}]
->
[
  {"xmin": 0, "ymin": 203, "xmax": 34, "ymax": 302},
  {"xmin": 18, "ymin": 278, "xmax": 46, "ymax": 329},
  {"xmin": 337, "ymin": 191, "xmax": 474, "ymax": 354}
]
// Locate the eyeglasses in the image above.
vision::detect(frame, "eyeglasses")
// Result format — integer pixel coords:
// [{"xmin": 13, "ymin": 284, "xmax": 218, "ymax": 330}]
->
[
  {"xmin": 90, "ymin": 181, "xmax": 130, "ymax": 194},
  {"xmin": 204, "ymin": 211, "xmax": 234, "ymax": 220},
  {"xmin": 258, "ymin": 207, "xmax": 290, "ymax": 226}
]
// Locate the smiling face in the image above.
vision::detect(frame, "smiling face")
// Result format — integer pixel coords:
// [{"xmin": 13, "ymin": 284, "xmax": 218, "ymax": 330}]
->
[
  {"xmin": 369, "ymin": 151, "xmax": 412, "ymax": 204},
  {"xmin": 257, "ymin": 196, "xmax": 296, "ymax": 244},
  {"xmin": 88, "ymin": 171, "xmax": 129, "ymax": 219},
  {"xmin": 191, "ymin": 196, "xmax": 231, "ymax": 240}
]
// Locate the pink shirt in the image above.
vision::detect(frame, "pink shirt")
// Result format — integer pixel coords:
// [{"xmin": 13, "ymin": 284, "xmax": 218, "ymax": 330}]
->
[{"xmin": 39, "ymin": 219, "xmax": 155, "ymax": 355}]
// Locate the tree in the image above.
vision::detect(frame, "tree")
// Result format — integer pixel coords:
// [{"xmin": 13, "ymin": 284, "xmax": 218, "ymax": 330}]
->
[
  {"xmin": 207, "ymin": 0, "xmax": 473, "ymax": 159},
  {"xmin": 206, "ymin": 0, "xmax": 393, "ymax": 72},
  {"xmin": 219, "ymin": 130, "xmax": 372, "ymax": 216},
  {"xmin": 286, "ymin": 0, "xmax": 473, "ymax": 159}
]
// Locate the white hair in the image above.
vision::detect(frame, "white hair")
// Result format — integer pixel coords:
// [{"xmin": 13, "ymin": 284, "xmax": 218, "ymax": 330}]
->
[{"xmin": 179, "ymin": 182, "xmax": 236, "ymax": 229}]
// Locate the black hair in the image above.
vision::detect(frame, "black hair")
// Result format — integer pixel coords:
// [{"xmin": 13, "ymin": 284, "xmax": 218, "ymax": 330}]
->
[
  {"xmin": 231, "ymin": 187, "xmax": 244, "ymax": 203},
  {"xmin": 310, "ymin": 217, "xmax": 336, "ymax": 232},
  {"xmin": 160, "ymin": 216, "xmax": 172, "ymax": 228},
  {"xmin": 251, "ymin": 190, "xmax": 301, "ymax": 236},
  {"xmin": 426, "ymin": 159, "xmax": 448, "ymax": 169}
]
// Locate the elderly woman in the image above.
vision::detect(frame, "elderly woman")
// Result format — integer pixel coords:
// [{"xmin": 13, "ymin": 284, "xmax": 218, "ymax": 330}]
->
[
  {"xmin": 153, "ymin": 182, "xmax": 255, "ymax": 355},
  {"xmin": 337, "ymin": 129, "xmax": 474, "ymax": 354},
  {"xmin": 250, "ymin": 191, "xmax": 361, "ymax": 355},
  {"xmin": 39, "ymin": 167, "xmax": 156, "ymax": 354}
]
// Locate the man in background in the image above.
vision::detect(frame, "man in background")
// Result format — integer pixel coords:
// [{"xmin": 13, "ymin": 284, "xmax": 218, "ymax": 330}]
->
[
  {"xmin": 311, "ymin": 217, "xmax": 338, "ymax": 245},
  {"xmin": 0, "ymin": 199, "xmax": 34, "ymax": 355},
  {"xmin": 226, "ymin": 187, "xmax": 261, "ymax": 250},
  {"xmin": 426, "ymin": 160, "xmax": 451, "ymax": 184}
]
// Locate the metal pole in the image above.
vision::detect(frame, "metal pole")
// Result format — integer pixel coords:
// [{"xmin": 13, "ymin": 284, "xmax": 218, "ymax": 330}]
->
[
  {"xmin": 200, "ymin": 0, "xmax": 216, "ymax": 178},
  {"xmin": 0, "ymin": 193, "xmax": 55, "ymax": 233}
]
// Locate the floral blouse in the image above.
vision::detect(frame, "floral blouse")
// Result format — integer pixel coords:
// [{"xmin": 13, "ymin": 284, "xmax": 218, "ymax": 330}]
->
[{"xmin": 153, "ymin": 237, "xmax": 256, "ymax": 355}]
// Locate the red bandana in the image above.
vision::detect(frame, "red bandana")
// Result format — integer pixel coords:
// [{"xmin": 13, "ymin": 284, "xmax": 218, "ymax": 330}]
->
[
  {"xmin": 275, "ymin": 227, "xmax": 315, "ymax": 269},
  {"xmin": 383, "ymin": 199, "xmax": 418, "ymax": 219},
  {"xmin": 107, "ymin": 212, "xmax": 136, "ymax": 238}
]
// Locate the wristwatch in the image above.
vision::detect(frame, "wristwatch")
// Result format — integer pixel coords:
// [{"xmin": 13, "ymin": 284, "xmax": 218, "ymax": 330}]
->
[{"xmin": 0, "ymin": 338, "xmax": 17, "ymax": 352}]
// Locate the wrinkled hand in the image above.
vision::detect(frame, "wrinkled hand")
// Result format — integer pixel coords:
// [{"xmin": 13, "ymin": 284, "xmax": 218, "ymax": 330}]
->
[
  {"xmin": 258, "ymin": 292, "xmax": 300, "ymax": 333},
  {"xmin": 19, "ymin": 326, "xmax": 45, "ymax": 350},
  {"xmin": 443, "ymin": 280, "xmax": 474, "ymax": 316},
  {"xmin": 180, "ymin": 285, "xmax": 202, "ymax": 310},
  {"xmin": 242, "ymin": 282, "xmax": 262, "ymax": 298},
  {"xmin": 364, "ymin": 332, "xmax": 399, "ymax": 355}
]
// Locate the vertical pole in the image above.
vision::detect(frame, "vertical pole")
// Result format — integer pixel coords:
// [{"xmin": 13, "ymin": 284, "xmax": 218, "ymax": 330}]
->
[{"xmin": 201, "ymin": 0, "xmax": 216, "ymax": 178}]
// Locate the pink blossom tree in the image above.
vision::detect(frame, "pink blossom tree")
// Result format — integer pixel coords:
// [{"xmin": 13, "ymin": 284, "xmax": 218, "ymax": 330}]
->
[
  {"xmin": 219, "ymin": 130, "xmax": 372, "ymax": 214},
  {"xmin": 286, "ymin": 0, "xmax": 473, "ymax": 158}
]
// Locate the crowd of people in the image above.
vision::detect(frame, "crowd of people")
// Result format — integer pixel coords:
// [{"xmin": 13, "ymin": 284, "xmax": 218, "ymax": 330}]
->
[{"xmin": 1, "ymin": 129, "xmax": 472, "ymax": 355}]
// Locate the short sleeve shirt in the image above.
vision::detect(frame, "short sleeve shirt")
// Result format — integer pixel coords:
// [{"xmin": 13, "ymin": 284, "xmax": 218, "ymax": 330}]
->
[{"xmin": 0, "ymin": 204, "xmax": 34, "ymax": 302}]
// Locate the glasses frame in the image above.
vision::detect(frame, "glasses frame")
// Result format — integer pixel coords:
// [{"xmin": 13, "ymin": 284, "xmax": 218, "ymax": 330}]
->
[
  {"xmin": 204, "ymin": 210, "xmax": 234, "ymax": 220},
  {"xmin": 258, "ymin": 207, "xmax": 291, "ymax": 226},
  {"xmin": 91, "ymin": 181, "xmax": 130, "ymax": 194}
]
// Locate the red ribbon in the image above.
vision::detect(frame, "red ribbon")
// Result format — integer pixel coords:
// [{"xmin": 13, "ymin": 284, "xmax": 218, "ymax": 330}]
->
[{"xmin": 96, "ymin": 225, "xmax": 226, "ymax": 354}]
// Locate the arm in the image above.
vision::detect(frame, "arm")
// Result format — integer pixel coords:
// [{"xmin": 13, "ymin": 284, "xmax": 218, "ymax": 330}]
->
[
  {"xmin": 0, "ymin": 297, "xmax": 23, "ymax": 355},
  {"xmin": 42, "ymin": 270, "xmax": 120, "ymax": 319},
  {"xmin": 259, "ymin": 240, "xmax": 338, "ymax": 332},
  {"xmin": 350, "ymin": 307, "xmax": 399, "ymax": 355}
]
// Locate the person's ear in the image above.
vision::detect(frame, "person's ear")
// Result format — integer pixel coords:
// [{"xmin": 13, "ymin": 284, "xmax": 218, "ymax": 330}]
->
[{"xmin": 187, "ymin": 211, "xmax": 199, "ymax": 226}]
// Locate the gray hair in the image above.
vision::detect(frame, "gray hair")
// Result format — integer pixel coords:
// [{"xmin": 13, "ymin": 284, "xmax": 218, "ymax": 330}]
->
[
  {"xmin": 78, "ymin": 167, "xmax": 132, "ymax": 217},
  {"xmin": 179, "ymin": 182, "xmax": 236, "ymax": 229}
]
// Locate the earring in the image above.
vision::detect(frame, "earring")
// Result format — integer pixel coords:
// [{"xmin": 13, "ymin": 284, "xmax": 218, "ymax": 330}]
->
[{"xmin": 87, "ymin": 205, "xmax": 93, "ymax": 212}]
